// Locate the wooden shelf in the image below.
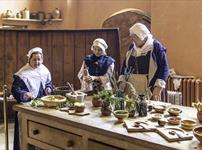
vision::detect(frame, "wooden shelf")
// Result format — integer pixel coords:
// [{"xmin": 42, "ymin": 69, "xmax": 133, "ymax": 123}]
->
[{"xmin": 1, "ymin": 18, "xmax": 63, "ymax": 22}]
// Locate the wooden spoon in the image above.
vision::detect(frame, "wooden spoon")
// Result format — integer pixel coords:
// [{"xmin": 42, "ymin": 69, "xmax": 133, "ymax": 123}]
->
[{"xmin": 66, "ymin": 82, "xmax": 77, "ymax": 95}]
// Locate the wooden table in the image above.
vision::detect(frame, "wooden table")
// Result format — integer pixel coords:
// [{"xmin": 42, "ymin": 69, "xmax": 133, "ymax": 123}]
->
[{"xmin": 13, "ymin": 97, "xmax": 202, "ymax": 150}]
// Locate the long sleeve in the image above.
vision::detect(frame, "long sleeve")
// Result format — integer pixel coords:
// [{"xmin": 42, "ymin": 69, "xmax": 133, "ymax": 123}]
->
[
  {"xmin": 11, "ymin": 75, "xmax": 31, "ymax": 103},
  {"xmin": 78, "ymin": 61, "xmax": 85, "ymax": 81},
  {"xmin": 45, "ymin": 72, "xmax": 53, "ymax": 92},
  {"xmin": 99, "ymin": 62, "xmax": 114, "ymax": 85}
]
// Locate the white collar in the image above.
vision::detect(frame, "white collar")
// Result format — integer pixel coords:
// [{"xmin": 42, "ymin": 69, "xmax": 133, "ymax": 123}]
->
[{"xmin": 15, "ymin": 63, "xmax": 51, "ymax": 98}]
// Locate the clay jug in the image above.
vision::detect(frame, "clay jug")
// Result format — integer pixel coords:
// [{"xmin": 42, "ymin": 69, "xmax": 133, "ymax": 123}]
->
[
  {"xmin": 197, "ymin": 111, "xmax": 202, "ymax": 123},
  {"xmin": 23, "ymin": 8, "xmax": 30, "ymax": 19},
  {"xmin": 52, "ymin": 8, "xmax": 61, "ymax": 19}
]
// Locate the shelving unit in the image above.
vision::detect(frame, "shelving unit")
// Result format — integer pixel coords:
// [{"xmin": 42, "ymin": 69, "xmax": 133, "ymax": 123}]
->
[{"xmin": 1, "ymin": 18, "xmax": 63, "ymax": 23}]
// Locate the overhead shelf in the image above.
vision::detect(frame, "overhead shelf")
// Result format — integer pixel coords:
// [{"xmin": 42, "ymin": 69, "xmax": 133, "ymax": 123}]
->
[{"xmin": 1, "ymin": 18, "xmax": 63, "ymax": 22}]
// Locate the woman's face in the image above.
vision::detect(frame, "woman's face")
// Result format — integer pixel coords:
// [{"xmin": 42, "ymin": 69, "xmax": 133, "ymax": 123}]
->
[
  {"xmin": 93, "ymin": 46, "xmax": 103, "ymax": 57},
  {"xmin": 131, "ymin": 34, "xmax": 147, "ymax": 48},
  {"xmin": 29, "ymin": 53, "xmax": 43, "ymax": 68}
]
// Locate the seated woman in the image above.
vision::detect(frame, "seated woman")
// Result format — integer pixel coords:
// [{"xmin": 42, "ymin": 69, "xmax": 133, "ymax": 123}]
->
[
  {"xmin": 11, "ymin": 47, "xmax": 53, "ymax": 150},
  {"xmin": 78, "ymin": 38, "xmax": 115, "ymax": 93}
]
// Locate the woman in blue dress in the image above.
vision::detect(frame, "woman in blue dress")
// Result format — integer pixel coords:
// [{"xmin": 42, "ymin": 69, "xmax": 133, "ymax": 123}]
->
[
  {"xmin": 11, "ymin": 47, "xmax": 53, "ymax": 150},
  {"xmin": 119, "ymin": 23, "xmax": 169, "ymax": 100},
  {"xmin": 78, "ymin": 38, "xmax": 115, "ymax": 92}
]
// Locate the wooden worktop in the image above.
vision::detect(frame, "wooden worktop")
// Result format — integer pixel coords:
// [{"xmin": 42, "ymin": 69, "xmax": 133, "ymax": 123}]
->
[{"xmin": 13, "ymin": 98, "xmax": 202, "ymax": 150}]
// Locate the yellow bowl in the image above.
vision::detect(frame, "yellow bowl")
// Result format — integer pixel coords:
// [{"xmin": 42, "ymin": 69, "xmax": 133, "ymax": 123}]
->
[
  {"xmin": 41, "ymin": 95, "xmax": 66, "ymax": 107},
  {"xmin": 181, "ymin": 119, "xmax": 197, "ymax": 130},
  {"xmin": 193, "ymin": 126, "xmax": 202, "ymax": 142}
]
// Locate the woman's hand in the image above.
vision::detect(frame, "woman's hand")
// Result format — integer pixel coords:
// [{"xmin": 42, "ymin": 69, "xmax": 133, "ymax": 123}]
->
[
  {"xmin": 152, "ymin": 86, "xmax": 162, "ymax": 101},
  {"xmin": 45, "ymin": 87, "xmax": 52, "ymax": 95},
  {"xmin": 83, "ymin": 76, "xmax": 100, "ymax": 82},
  {"xmin": 23, "ymin": 92, "xmax": 33, "ymax": 100},
  {"xmin": 83, "ymin": 76, "xmax": 93, "ymax": 83}
]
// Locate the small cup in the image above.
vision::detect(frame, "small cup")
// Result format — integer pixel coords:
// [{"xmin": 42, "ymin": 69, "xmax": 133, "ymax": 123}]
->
[{"xmin": 158, "ymin": 118, "xmax": 167, "ymax": 126}]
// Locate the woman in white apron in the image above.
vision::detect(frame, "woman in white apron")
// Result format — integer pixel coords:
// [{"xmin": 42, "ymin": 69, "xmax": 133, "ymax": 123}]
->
[
  {"xmin": 78, "ymin": 38, "xmax": 115, "ymax": 93},
  {"xmin": 11, "ymin": 47, "xmax": 53, "ymax": 150},
  {"xmin": 119, "ymin": 23, "xmax": 169, "ymax": 101}
]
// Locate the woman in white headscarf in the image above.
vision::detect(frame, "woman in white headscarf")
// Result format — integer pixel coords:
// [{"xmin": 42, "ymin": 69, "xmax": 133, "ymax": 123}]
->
[
  {"xmin": 78, "ymin": 38, "xmax": 115, "ymax": 92},
  {"xmin": 119, "ymin": 23, "xmax": 169, "ymax": 100},
  {"xmin": 12, "ymin": 47, "xmax": 52, "ymax": 101},
  {"xmin": 11, "ymin": 47, "xmax": 52, "ymax": 150}
]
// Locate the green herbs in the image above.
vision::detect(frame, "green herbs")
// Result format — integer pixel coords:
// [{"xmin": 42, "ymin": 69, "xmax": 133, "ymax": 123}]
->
[
  {"xmin": 192, "ymin": 102, "xmax": 202, "ymax": 112},
  {"xmin": 26, "ymin": 99, "xmax": 44, "ymax": 107}
]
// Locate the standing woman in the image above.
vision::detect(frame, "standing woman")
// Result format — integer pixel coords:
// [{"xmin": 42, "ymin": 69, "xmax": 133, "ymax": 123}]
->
[
  {"xmin": 78, "ymin": 38, "xmax": 115, "ymax": 92},
  {"xmin": 119, "ymin": 23, "xmax": 169, "ymax": 100},
  {"xmin": 11, "ymin": 47, "xmax": 53, "ymax": 150}
]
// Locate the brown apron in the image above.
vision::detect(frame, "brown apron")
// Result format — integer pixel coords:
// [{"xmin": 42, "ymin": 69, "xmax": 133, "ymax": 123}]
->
[{"xmin": 127, "ymin": 74, "xmax": 148, "ymax": 95}]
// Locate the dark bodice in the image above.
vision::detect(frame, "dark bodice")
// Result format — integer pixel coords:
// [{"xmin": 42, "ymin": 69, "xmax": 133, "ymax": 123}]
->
[{"xmin": 127, "ymin": 51, "xmax": 151, "ymax": 74}]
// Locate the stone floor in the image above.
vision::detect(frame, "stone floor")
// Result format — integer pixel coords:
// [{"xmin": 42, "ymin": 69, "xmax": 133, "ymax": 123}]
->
[{"xmin": 0, "ymin": 122, "xmax": 14, "ymax": 150}]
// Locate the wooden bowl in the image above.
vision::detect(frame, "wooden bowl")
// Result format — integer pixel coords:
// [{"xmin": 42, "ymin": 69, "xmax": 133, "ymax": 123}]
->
[
  {"xmin": 193, "ymin": 126, "xmax": 202, "ymax": 142},
  {"xmin": 41, "ymin": 95, "xmax": 66, "ymax": 107},
  {"xmin": 168, "ymin": 107, "xmax": 182, "ymax": 116},
  {"xmin": 181, "ymin": 119, "xmax": 197, "ymax": 130},
  {"xmin": 113, "ymin": 110, "xmax": 129, "ymax": 123}
]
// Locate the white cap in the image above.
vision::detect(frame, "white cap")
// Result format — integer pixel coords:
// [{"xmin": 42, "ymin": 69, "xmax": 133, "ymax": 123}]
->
[
  {"xmin": 91, "ymin": 38, "xmax": 108, "ymax": 54},
  {"xmin": 129, "ymin": 23, "xmax": 150, "ymax": 41},
  {"xmin": 27, "ymin": 47, "xmax": 43, "ymax": 58}
]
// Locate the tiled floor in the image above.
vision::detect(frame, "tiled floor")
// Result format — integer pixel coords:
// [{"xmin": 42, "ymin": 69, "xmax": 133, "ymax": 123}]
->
[{"xmin": 0, "ymin": 122, "xmax": 14, "ymax": 150}]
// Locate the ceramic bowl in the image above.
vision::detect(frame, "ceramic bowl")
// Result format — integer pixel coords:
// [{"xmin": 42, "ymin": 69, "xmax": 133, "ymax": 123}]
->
[
  {"xmin": 168, "ymin": 107, "xmax": 182, "ymax": 116},
  {"xmin": 113, "ymin": 110, "xmax": 129, "ymax": 123},
  {"xmin": 151, "ymin": 113, "xmax": 163, "ymax": 121},
  {"xmin": 66, "ymin": 91, "xmax": 87, "ymax": 102},
  {"xmin": 193, "ymin": 126, "xmax": 202, "ymax": 142},
  {"xmin": 41, "ymin": 95, "xmax": 66, "ymax": 107},
  {"xmin": 181, "ymin": 119, "xmax": 197, "ymax": 130},
  {"xmin": 167, "ymin": 116, "xmax": 181, "ymax": 125},
  {"xmin": 154, "ymin": 105, "xmax": 166, "ymax": 113}
]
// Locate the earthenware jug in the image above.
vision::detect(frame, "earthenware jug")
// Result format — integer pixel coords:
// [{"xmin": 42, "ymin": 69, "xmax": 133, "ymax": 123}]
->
[{"xmin": 52, "ymin": 8, "xmax": 61, "ymax": 19}]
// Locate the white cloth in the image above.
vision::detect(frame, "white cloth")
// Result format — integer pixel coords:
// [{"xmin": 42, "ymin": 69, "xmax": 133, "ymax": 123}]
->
[
  {"xmin": 78, "ymin": 61, "xmax": 114, "ymax": 91},
  {"xmin": 132, "ymin": 34, "xmax": 154, "ymax": 57},
  {"xmin": 91, "ymin": 38, "xmax": 108, "ymax": 55},
  {"xmin": 129, "ymin": 23, "xmax": 151, "ymax": 40},
  {"xmin": 27, "ymin": 47, "xmax": 43, "ymax": 58},
  {"xmin": 15, "ymin": 63, "xmax": 51, "ymax": 98}
]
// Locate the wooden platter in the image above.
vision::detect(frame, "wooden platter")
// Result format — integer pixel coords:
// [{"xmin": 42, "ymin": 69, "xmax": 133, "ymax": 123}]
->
[
  {"xmin": 124, "ymin": 120, "xmax": 156, "ymax": 132},
  {"xmin": 157, "ymin": 127, "xmax": 193, "ymax": 142}
]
